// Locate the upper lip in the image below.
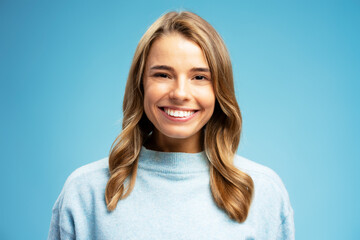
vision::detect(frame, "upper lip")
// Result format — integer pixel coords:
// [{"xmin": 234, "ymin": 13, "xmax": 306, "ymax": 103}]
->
[{"xmin": 159, "ymin": 106, "xmax": 199, "ymax": 111}]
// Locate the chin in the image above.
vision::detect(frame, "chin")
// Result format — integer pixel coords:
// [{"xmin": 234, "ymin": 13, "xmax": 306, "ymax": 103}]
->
[
  {"xmin": 161, "ymin": 129, "xmax": 198, "ymax": 140},
  {"xmin": 163, "ymin": 132, "xmax": 193, "ymax": 139}
]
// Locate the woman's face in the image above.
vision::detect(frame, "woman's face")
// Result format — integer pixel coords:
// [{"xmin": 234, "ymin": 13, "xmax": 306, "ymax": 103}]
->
[{"xmin": 143, "ymin": 33, "xmax": 215, "ymax": 144}]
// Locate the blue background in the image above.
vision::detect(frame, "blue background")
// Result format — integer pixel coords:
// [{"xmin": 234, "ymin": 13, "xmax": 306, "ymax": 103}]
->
[{"xmin": 1, "ymin": 0, "xmax": 359, "ymax": 239}]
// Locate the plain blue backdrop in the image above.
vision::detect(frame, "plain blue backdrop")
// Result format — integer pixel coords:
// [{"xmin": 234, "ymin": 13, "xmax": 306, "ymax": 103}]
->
[{"xmin": 1, "ymin": 0, "xmax": 359, "ymax": 239}]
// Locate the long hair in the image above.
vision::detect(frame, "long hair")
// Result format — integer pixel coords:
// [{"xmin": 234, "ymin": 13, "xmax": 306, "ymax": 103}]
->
[{"xmin": 105, "ymin": 11, "xmax": 254, "ymax": 223}]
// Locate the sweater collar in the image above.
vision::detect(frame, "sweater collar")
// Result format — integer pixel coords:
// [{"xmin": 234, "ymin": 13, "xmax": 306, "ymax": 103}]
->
[{"xmin": 138, "ymin": 146, "xmax": 210, "ymax": 173}]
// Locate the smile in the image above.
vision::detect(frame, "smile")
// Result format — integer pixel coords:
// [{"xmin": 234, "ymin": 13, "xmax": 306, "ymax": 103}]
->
[
  {"xmin": 163, "ymin": 107, "xmax": 196, "ymax": 118},
  {"xmin": 158, "ymin": 107, "xmax": 199, "ymax": 122}
]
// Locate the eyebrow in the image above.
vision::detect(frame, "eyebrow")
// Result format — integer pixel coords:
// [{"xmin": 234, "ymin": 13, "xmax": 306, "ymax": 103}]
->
[
  {"xmin": 150, "ymin": 65, "xmax": 174, "ymax": 72},
  {"xmin": 150, "ymin": 65, "xmax": 210, "ymax": 73},
  {"xmin": 190, "ymin": 67, "xmax": 210, "ymax": 73}
]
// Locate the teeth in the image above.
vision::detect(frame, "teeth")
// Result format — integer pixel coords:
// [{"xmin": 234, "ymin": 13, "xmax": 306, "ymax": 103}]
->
[{"xmin": 164, "ymin": 108, "xmax": 195, "ymax": 118}]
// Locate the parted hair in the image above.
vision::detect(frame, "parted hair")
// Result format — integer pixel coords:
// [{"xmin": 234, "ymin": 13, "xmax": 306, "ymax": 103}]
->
[{"xmin": 105, "ymin": 11, "xmax": 254, "ymax": 223}]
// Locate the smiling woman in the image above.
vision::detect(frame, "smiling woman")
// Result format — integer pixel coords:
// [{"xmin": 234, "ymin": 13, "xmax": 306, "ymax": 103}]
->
[
  {"xmin": 143, "ymin": 33, "xmax": 215, "ymax": 152},
  {"xmin": 48, "ymin": 11, "xmax": 295, "ymax": 240}
]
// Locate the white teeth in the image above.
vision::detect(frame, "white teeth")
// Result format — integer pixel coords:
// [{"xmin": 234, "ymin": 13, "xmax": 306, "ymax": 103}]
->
[{"xmin": 164, "ymin": 108, "xmax": 195, "ymax": 118}]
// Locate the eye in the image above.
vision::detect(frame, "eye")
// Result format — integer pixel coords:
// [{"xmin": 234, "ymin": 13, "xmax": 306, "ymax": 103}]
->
[
  {"xmin": 193, "ymin": 75, "xmax": 208, "ymax": 80},
  {"xmin": 154, "ymin": 73, "xmax": 170, "ymax": 78}
]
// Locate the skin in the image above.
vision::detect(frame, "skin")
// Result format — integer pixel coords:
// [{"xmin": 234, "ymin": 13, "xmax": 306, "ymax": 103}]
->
[{"xmin": 143, "ymin": 33, "xmax": 215, "ymax": 153}]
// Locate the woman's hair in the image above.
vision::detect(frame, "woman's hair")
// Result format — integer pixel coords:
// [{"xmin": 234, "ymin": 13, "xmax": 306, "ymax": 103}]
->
[{"xmin": 105, "ymin": 11, "xmax": 254, "ymax": 223}]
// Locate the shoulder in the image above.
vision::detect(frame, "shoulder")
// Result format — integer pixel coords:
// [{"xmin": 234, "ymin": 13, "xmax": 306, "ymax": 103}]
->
[
  {"xmin": 233, "ymin": 155, "xmax": 293, "ymax": 217},
  {"xmin": 49, "ymin": 158, "xmax": 110, "ymax": 237},
  {"xmin": 233, "ymin": 155, "xmax": 286, "ymax": 192},
  {"xmin": 63, "ymin": 157, "xmax": 109, "ymax": 188},
  {"xmin": 53, "ymin": 157, "xmax": 109, "ymax": 211},
  {"xmin": 233, "ymin": 155, "xmax": 295, "ymax": 239}
]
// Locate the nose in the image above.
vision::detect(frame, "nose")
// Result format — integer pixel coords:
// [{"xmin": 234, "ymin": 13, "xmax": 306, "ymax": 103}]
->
[{"xmin": 169, "ymin": 76, "xmax": 191, "ymax": 102}]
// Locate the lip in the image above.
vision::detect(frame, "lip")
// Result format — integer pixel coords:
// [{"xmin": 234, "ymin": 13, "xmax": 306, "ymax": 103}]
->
[
  {"xmin": 159, "ymin": 106, "xmax": 199, "ymax": 111},
  {"xmin": 158, "ymin": 107, "xmax": 199, "ymax": 122}
]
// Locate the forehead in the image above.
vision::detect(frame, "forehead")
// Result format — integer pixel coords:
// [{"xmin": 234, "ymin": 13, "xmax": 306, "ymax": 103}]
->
[{"xmin": 146, "ymin": 33, "xmax": 209, "ymax": 69}]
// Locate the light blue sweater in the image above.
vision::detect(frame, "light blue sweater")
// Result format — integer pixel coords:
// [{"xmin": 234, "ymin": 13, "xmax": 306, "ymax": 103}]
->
[{"xmin": 48, "ymin": 146, "xmax": 295, "ymax": 239}]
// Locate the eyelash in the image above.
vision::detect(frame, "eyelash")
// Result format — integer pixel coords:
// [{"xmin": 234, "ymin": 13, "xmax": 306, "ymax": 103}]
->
[
  {"xmin": 193, "ymin": 75, "xmax": 208, "ymax": 80},
  {"xmin": 154, "ymin": 73, "xmax": 170, "ymax": 78},
  {"xmin": 153, "ymin": 73, "xmax": 209, "ymax": 81}
]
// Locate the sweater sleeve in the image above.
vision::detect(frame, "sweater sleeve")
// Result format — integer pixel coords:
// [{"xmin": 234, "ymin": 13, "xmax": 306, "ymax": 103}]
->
[
  {"xmin": 47, "ymin": 206, "xmax": 75, "ymax": 240},
  {"xmin": 276, "ymin": 209, "xmax": 295, "ymax": 240},
  {"xmin": 47, "ymin": 183, "xmax": 76, "ymax": 240}
]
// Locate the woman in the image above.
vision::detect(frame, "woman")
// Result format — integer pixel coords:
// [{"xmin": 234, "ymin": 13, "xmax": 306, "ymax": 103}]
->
[{"xmin": 48, "ymin": 11, "xmax": 294, "ymax": 239}]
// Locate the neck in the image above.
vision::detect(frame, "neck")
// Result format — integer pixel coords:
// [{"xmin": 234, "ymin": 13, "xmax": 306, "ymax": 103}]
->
[{"xmin": 144, "ymin": 130, "xmax": 204, "ymax": 153}]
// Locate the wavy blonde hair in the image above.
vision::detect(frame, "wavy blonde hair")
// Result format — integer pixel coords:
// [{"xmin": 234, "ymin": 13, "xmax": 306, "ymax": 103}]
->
[{"xmin": 105, "ymin": 11, "xmax": 254, "ymax": 223}]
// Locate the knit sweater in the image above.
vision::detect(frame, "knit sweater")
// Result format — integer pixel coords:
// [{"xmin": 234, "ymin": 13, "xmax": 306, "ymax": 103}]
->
[{"xmin": 48, "ymin": 146, "xmax": 295, "ymax": 239}]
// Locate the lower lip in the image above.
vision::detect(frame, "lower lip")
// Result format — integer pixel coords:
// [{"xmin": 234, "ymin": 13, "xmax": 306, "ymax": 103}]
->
[{"xmin": 159, "ymin": 108, "xmax": 199, "ymax": 122}]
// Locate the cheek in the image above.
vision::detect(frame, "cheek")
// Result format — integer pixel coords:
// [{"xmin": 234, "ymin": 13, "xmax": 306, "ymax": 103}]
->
[
  {"xmin": 143, "ymin": 83, "xmax": 165, "ymax": 118},
  {"xmin": 143, "ymin": 91, "xmax": 155, "ymax": 119},
  {"xmin": 194, "ymin": 86, "xmax": 216, "ymax": 110}
]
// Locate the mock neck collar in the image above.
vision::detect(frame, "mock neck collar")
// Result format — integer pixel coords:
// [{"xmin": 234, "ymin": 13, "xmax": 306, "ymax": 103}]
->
[{"xmin": 138, "ymin": 146, "xmax": 210, "ymax": 174}]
